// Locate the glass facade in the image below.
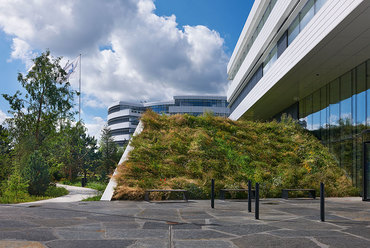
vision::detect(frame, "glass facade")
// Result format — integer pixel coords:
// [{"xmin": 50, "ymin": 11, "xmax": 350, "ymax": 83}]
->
[
  {"xmin": 299, "ymin": 59, "xmax": 370, "ymax": 190},
  {"xmin": 149, "ymin": 104, "xmax": 171, "ymax": 114},
  {"xmin": 110, "ymin": 128, "xmax": 136, "ymax": 136},
  {"xmin": 229, "ymin": 0, "xmax": 277, "ymax": 80},
  {"xmin": 230, "ymin": 0, "xmax": 327, "ymax": 112},
  {"xmin": 108, "ymin": 116, "xmax": 140, "ymax": 126},
  {"xmin": 175, "ymin": 99, "xmax": 228, "ymax": 108}
]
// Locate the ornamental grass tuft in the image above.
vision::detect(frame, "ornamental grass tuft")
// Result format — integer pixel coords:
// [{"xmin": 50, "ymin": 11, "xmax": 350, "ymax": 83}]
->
[{"xmin": 113, "ymin": 110, "xmax": 358, "ymax": 200}]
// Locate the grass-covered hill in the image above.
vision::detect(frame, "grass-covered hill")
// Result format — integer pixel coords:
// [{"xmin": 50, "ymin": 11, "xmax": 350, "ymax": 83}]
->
[{"xmin": 113, "ymin": 111, "xmax": 357, "ymax": 200}]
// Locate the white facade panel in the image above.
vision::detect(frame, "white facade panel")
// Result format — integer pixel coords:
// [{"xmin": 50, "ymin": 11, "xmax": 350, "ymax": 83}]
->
[
  {"xmin": 108, "ymin": 110, "xmax": 141, "ymax": 120},
  {"xmin": 228, "ymin": 0, "xmax": 365, "ymax": 120},
  {"xmin": 227, "ymin": 0, "xmax": 298, "ymax": 103},
  {"xmin": 112, "ymin": 134, "xmax": 131, "ymax": 143},
  {"xmin": 227, "ymin": 0, "xmax": 265, "ymax": 74},
  {"xmin": 108, "ymin": 122, "xmax": 136, "ymax": 131}
]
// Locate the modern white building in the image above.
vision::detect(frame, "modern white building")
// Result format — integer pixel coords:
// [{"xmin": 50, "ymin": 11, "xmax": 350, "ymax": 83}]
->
[
  {"xmin": 107, "ymin": 96, "xmax": 229, "ymax": 147},
  {"xmin": 107, "ymin": 102, "xmax": 144, "ymax": 147},
  {"xmin": 227, "ymin": 0, "xmax": 370, "ymax": 199}
]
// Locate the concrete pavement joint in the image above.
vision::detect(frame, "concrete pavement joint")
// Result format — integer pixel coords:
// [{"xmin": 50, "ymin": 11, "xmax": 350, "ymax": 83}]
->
[{"xmin": 308, "ymin": 237, "xmax": 330, "ymax": 248}]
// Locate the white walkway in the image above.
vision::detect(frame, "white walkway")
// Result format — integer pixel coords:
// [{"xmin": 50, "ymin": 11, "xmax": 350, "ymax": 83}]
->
[{"xmin": 20, "ymin": 184, "xmax": 98, "ymax": 205}]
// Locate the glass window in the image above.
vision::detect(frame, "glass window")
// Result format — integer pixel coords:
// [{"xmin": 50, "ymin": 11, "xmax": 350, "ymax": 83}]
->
[
  {"xmin": 315, "ymin": 0, "xmax": 326, "ymax": 12},
  {"xmin": 305, "ymin": 95, "xmax": 313, "ymax": 131},
  {"xmin": 277, "ymin": 32, "xmax": 288, "ymax": 58},
  {"xmin": 312, "ymin": 90, "xmax": 321, "ymax": 138},
  {"xmin": 300, "ymin": 0, "xmax": 315, "ymax": 31},
  {"xmin": 263, "ymin": 46, "xmax": 277, "ymax": 75},
  {"xmin": 367, "ymin": 59, "xmax": 370, "ymax": 126},
  {"xmin": 288, "ymin": 16, "xmax": 300, "ymax": 45},
  {"xmin": 329, "ymin": 79, "xmax": 340, "ymax": 158},
  {"xmin": 340, "ymin": 72, "xmax": 352, "ymax": 125},
  {"xmin": 320, "ymin": 86, "xmax": 328, "ymax": 144},
  {"xmin": 355, "ymin": 63, "xmax": 366, "ymax": 128}
]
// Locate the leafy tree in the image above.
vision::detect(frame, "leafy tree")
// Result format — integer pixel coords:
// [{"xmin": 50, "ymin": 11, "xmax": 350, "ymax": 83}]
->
[
  {"xmin": 0, "ymin": 125, "xmax": 13, "ymax": 183},
  {"xmin": 1, "ymin": 168, "xmax": 29, "ymax": 200},
  {"xmin": 44, "ymin": 121, "xmax": 99, "ymax": 181},
  {"xmin": 2, "ymin": 50, "xmax": 75, "ymax": 147},
  {"xmin": 22, "ymin": 150, "xmax": 50, "ymax": 195},
  {"xmin": 99, "ymin": 126, "xmax": 120, "ymax": 177},
  {"xmin": 70, "ymin": 122, "xmax": 99, "ymax": 181}
]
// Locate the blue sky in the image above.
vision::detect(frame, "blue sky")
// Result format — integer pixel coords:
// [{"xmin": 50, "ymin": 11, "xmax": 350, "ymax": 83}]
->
[{"xmin": 0, "ymin": 0, "xmax": 253, "ymax": 138}]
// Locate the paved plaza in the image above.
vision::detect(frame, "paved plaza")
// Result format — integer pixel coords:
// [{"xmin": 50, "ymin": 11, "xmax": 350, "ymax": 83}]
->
[{"xmin": 0, "ymin": 197, "xmax": 369, "ymax": 247}]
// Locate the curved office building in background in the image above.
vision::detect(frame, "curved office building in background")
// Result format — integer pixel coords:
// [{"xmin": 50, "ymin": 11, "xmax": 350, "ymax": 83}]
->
[
  {"xmin": 107, "ymin": 102, "xmax": 145, "ymax": 147},
  {"xmin": 107, "ymin": 96, "xmax": 230, "ymax": 147}
]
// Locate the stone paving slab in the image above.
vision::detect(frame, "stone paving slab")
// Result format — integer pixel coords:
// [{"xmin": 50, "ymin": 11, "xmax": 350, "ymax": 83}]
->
[
  {"xmin": 208, "ymin": 223, "xmax": 279, "ymax": 236},
  {"xmin": 315, "ymin": 236, "xmax": 370, "ymax": 248},
  {"xmin": 174, "ymin": 240, "xmax": 235, "ymax": 248},
  {"xmin": 0, "ymin": 198, "xmax": 369, "ymax": 247},
  {"xmin": 0, "ymin": 241, "xmax": 46, "ymax": 248},
  {"xmin": 231, "ymin": 234, "xmax": 320, "ymax": 248},
  {"xmin": 45, "ymin": 240, "xmax": 135, "ymax": 248}
]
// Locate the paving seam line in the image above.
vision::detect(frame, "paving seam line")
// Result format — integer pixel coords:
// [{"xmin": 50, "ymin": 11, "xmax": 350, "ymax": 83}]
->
[
  {"xmin": 169, "ymin": 224, "xmax": 173, "ymax": 248},
  {"xmin": 336, "ymin": 229, "xmax": 370, "ymax": 242},
  {"xmin": 201, "ymin": 226, "xmax": 240, "ymax": 237}
]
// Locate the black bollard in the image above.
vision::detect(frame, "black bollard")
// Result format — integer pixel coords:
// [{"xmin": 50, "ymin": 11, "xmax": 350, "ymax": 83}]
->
[
  {"xmin": 248, "ymin": 180, "xmax": 252, "ymax": 212},
  {"xmin": 255, "ymin": 183, "xmax": 259, "ymax": 220},
  {"xmin": 211, "ymin": 179, "xmax": 215, "ymax": 209},
  {"xmin": 320, "ymin": 182, "xmax": 325, "ymax": 222}
]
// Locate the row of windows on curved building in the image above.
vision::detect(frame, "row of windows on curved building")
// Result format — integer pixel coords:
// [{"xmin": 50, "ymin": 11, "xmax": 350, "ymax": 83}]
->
[{"xmin": 107, "ymin": 96, "xmax": 229, "ymax": 147}]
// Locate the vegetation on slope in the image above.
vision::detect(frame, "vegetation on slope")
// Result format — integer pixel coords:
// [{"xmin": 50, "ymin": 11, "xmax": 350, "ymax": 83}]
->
[{"xmin": 114, "ymin": 111, "xmax": 357, "ymax": 200}]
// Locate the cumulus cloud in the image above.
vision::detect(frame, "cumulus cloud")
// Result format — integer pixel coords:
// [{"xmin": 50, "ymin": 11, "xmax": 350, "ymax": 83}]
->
[
  {"xmin": 0, "ymin": 109, "xmax": 9, "ymax": 124},
  {"xmin": 0, "ymin": 0, "xmax": 229, "ymax": 136},
  {"xmin": 85, "ymin": 116, "xmax": 106, "ymax": 142}
]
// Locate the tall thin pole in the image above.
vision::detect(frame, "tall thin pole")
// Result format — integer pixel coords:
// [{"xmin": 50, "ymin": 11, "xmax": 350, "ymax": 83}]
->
[
  {"xmin": 248, "ymin": 180, "xmax": 252, "ymax": 212},
  {"xmin": 255, "ymin": 183, "xmax": 259, "ymax": 220},
  {"xmin": 320, "ymin": 182, "xmax": 325, "ymax": 222},
  {"xmin": 79, "ymin": 53, "xmax": 81, "ymax": 122},
  {"xmin": 211, "ymin": 179, "xmax": 215, "ymax": 208}
]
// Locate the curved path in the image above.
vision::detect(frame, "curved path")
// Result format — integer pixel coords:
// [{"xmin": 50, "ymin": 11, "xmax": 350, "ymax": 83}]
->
[{"xmin": 20, "ymin": 184, "xmax": 98, "ymax": 205}]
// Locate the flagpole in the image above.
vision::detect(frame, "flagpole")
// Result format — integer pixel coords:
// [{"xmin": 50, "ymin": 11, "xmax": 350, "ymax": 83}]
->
[{"xmin": 79, "ymin": 53, "xmax": 81, "ymax": 122}]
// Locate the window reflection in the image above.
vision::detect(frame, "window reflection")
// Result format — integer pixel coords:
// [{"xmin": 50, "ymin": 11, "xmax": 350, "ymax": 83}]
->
[
  {"xmin": 300, "ymin": 0, "xmax": 315, "ymax": 31},
  {"xmin": 288, "ymin": 17, "xmax": 299, "ymax": 45},
  {"xmin": 299, "ymin": 59, "xmax": 370, "ymax": 190}
]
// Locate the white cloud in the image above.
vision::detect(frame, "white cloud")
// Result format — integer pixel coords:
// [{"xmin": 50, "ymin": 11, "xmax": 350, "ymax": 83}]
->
[
  {"xmin": 85, "ymin": 116, "xmax": 106, "ymax": 141},
  {"xmin": 0, "ymin": 109, "xmax": 9, "ymax": 125},
  {"xmin": 7, "ymin": 38, "xmax": 36, "ymax": 68},
  {"xmin": 0, "ymin": 0, "xmax": 229, "ymax": 109}
]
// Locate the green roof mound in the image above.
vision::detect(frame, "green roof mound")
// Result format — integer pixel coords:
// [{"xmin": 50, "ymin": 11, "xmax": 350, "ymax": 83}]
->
[{"xmin": 113, "ymin": 110, "xmax": 357, "ymax": 200}]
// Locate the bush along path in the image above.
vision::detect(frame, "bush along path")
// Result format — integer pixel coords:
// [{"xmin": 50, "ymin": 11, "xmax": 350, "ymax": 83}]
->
[
  {"xmin": 113, "ymin": 111, "xmax": 358, "ymax": 200},
  {"xmin": 19, "ymin": 184, "xmax": 98, "ymax": 205}
]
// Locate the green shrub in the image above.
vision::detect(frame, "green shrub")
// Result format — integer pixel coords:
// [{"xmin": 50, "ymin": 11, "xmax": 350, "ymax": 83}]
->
[
  {"xmin": 22, "ymin": 150, "xmax": 50, "ymax": 195},
  {"xmin": 82, "ymin": 194, "xmax": 102, "ymax": 201},
  {"xmin": 1, "ymin": 169, "xmax": 29, "ymax": 201},
  {"xmin": 44, "ymin": 185, "xmax": 68, "ymax": 197}
]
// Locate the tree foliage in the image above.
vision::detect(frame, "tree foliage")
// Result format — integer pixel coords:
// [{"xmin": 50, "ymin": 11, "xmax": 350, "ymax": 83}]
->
[
  {"xmin": 1, "ymin": 168, "xmax": 29, "ymax": 200},
  {"xmin": 1, "ymin": 50, "xmax": 120, "ymax": 198},
  {"xmin": 0, "ymin": 125, "xmax": 13, "ymax": 183},
  {"xmin": 99, "ymin": 126, "xmax": 120, "ymax": 177},
  {"xmin": 22, "ymin": 150, "xmax": 50, "ymax": 195},
  {"xmin": 2, "ymin": 50, "xmax": 75, "ymax": 146}
]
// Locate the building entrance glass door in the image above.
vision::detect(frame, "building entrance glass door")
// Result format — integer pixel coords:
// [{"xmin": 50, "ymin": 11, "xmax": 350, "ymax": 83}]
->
[{"xmin": 363, "ymin": 142, "xmax": 370, "ymax": 201}]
